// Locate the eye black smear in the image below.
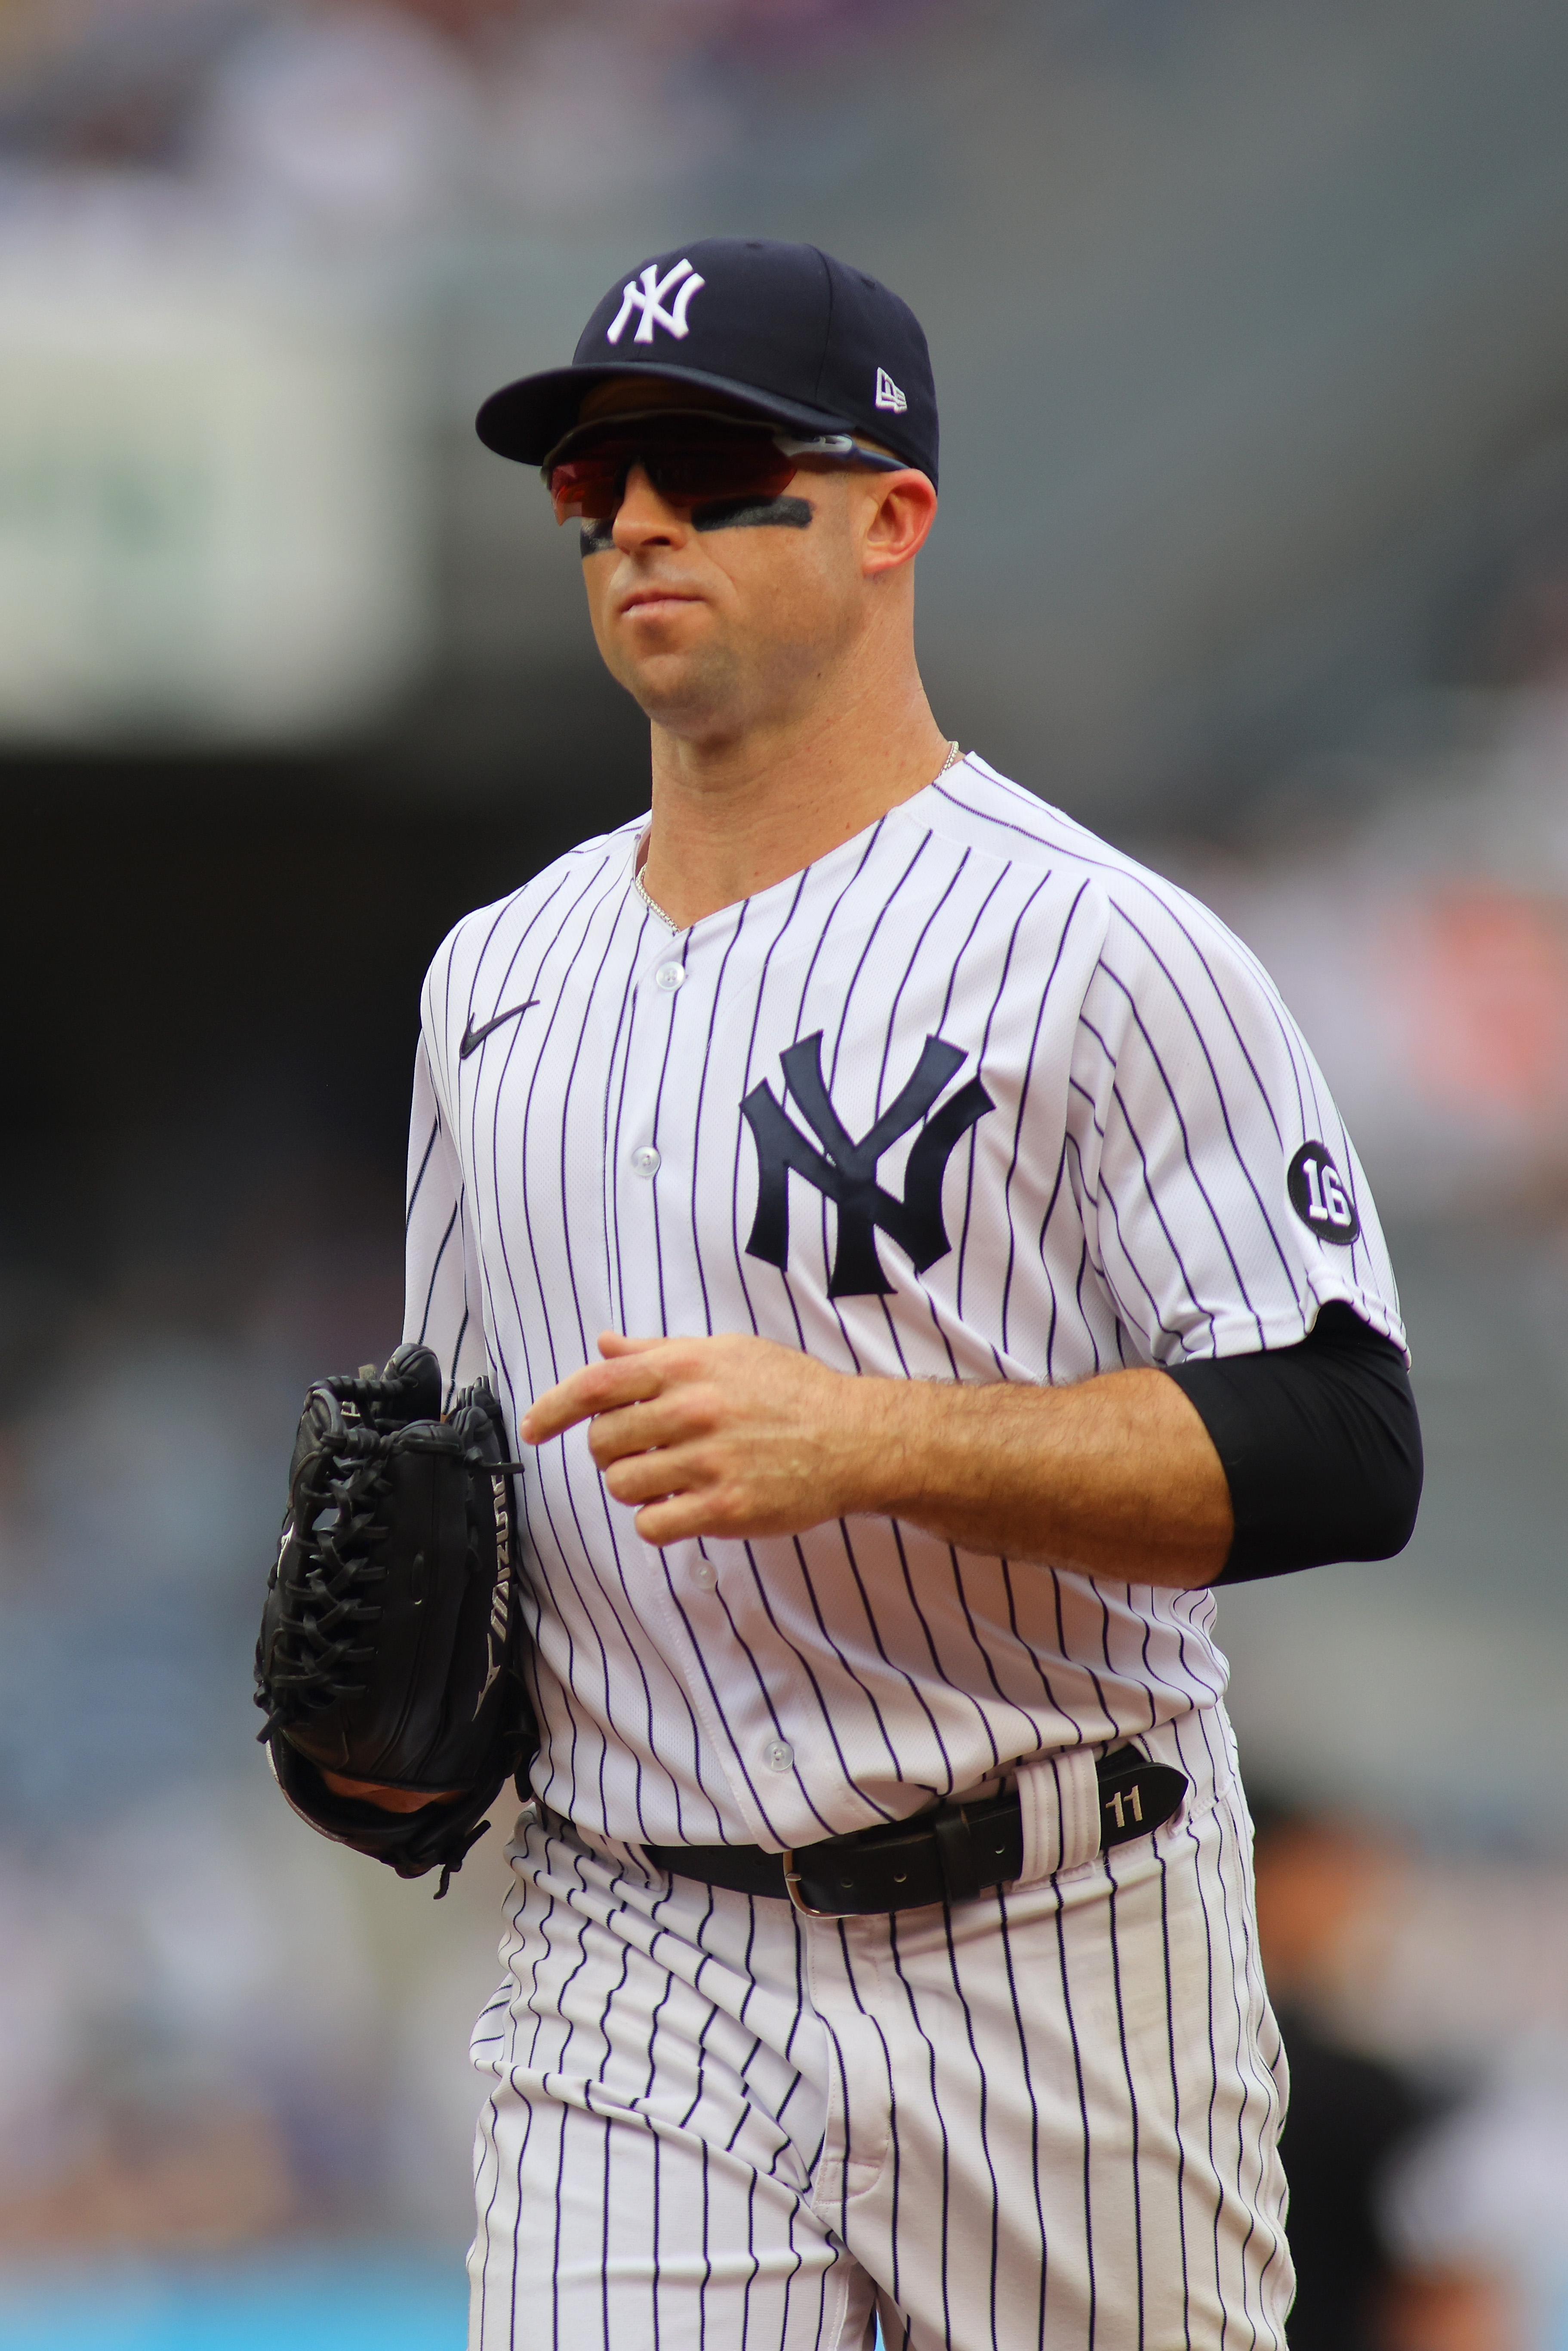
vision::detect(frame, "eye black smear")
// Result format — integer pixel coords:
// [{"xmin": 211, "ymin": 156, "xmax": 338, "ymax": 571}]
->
[
  {"xmin": 692, "ymin": 495, "xmax": 813, "ymax": 533},
  {"xmin": 579, "ymin": 496, "xmax": 813, "ymax": 555}
]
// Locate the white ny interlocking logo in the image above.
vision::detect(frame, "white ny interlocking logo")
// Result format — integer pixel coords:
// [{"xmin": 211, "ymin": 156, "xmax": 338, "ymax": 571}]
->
[{"xmin": 605, "ymin": 258, "xmax": 708, "ymax": 346}]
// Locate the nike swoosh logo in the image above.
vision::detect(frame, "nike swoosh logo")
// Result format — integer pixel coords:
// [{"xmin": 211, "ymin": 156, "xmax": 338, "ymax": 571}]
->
[{"xmin": 459, "ymin": 1000, "xmax": 538, "ymax": 1058}]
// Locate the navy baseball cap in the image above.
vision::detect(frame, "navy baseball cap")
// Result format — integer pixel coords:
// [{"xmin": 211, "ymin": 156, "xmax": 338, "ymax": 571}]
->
[{"xmin": 475, "ymin": 237, "xmax": 939, "ymax": 487}]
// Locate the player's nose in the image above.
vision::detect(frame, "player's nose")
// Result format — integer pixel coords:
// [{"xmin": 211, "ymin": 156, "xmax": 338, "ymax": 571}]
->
[{"xmin": 612, "ymin": 464, "xmax": 691, "ymax": 552}]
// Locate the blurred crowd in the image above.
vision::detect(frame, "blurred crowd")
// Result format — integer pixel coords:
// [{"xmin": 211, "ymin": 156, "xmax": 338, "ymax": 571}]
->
[
  {"xmin": 0, "ymin": 0, "xmax": 940, "ymax": 231},
  {"xmin": 1164, "ymin": 682, "xmax": 1568, "ymax": 1224},
  {"xmin": 0, "ymin": 0, "xmax": 961, "ymax": 747}
]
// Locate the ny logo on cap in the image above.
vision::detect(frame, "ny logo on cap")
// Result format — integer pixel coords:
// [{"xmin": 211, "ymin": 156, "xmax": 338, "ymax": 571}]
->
[
  {"xmin": 874, "ymin": 367, "xmax": 907, "ymax": 414},
  {"xmin": 606, "ymin": 258, "xmax": 707, "ymax": 346}
]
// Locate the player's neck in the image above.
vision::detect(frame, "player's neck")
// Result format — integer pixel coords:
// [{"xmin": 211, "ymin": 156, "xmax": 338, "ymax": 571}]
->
[{"xmin": 638, "ymin": 652, "xmax": 949, "ymax": 930}]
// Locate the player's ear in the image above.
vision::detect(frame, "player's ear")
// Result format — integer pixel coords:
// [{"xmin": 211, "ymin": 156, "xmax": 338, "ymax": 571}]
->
[{"xmin": 859, "ymin": 469, "xmax": 937, "ymax": 580}]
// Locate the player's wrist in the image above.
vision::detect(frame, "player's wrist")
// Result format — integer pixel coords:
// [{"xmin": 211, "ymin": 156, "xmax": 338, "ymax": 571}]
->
[{"xmin": 826, "ymin": 1371, "xmax": 952, "ymax": 1521}]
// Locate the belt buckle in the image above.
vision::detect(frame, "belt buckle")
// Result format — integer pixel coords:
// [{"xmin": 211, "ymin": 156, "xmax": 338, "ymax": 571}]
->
[{"xmin": 780, "ymin": 1849, "xmax": 847, "ymax": 1919}]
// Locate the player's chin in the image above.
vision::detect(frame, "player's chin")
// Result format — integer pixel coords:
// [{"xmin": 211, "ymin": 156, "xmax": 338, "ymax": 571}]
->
[
  {"xmin": 613, "ymin": 617, "xmax": 714, "ymax": 693},
  {"xmin": 617, "ymin": 644, "xmax": 738, "ymax": 727}
]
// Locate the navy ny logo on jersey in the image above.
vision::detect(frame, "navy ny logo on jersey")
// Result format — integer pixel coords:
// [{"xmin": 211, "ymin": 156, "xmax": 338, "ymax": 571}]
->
[{"xmin": 741, "ymin": 1033, "xmax": 994, "ymax": 1296}]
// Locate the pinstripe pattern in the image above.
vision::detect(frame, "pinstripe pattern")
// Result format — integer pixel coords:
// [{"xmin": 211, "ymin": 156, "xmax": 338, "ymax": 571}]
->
[
  {"xmin": 398, "ymin": 755, "xmax": 1393, "ymax": 2342},
  {"xmin": 468, "ymin": 1715, "xmax": 1291, "ymax": 2348},
  {"xmin": 405, "ymin": 755, "xmax": 1403, "ymax": 1852}
]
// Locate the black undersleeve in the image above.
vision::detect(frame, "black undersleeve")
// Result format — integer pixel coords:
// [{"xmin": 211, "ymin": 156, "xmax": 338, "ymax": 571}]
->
[{"xmin": 1164, "ymin": 1303, "xmax": 1423, "ymax": 1582}]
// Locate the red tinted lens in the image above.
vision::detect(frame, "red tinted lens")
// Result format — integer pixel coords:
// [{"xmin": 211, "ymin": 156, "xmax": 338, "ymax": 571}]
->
[
  {"xmin": 547, "ymin": 428, "xmax": 798, "ymax": 525},
  {"xmin": 548, "ymin": 454, "xmax": 624, "ymax": 524},
  {"xmin": 645, "ymin": 444, "xmax": 798, "ymax": 509}
]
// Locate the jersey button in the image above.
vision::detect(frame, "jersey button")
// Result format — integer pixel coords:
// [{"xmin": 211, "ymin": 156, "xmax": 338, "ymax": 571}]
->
[
  {"xmin": 629, "ymin": 1145, "xmax": 661, "ymax": 1177},
  {"xmin": 690, "ymin": 1558, "xmax": 716, "ymax": 1590},
  {"xmin": 764, "ymin": 1740, "xmax": 795, "ymax": 1774},
  {"xmin": 653, "ymin": 962, "xmax": 686, "ymax": 993}
]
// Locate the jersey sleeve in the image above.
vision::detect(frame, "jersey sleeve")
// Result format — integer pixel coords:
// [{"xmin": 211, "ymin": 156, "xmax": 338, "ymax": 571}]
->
[
  {"xmin": 402, "ymin": 1033, "xmax": 489, "ymax": 1401},
  {"xmin": 1066, "ymin": 880, "xmax": 1405, "ymax": 1365}
]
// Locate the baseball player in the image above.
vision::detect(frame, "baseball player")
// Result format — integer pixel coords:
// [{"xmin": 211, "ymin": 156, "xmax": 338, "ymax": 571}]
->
[{"xmin": 278, "ymin": 239, "xmax": 1423, "ymax": 2349}]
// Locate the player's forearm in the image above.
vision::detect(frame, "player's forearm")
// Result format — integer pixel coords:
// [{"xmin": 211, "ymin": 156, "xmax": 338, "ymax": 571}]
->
[
  {"xmin": 836, "ymin": 1366, "xmax": 1233, "ymax": 1589},
  {"xmin": 528, "ymin": 1330, "xmax": 1234, "ymax": 1576}
]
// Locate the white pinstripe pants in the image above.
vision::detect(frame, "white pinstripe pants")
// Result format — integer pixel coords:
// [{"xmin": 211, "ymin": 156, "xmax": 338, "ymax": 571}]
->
[{"xmin": 467, "ymin": 1712, "xmax": 1292, "ymax": 2351}]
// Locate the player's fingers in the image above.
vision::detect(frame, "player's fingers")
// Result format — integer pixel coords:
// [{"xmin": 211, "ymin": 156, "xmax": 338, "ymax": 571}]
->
[
  {"xmin": 631, "ymin": 1489, "xmax": 719, "ymax": 1547},
  {"xmin": 522, "ymin": 1354, "xmax": 668, "ymax": 1442},
  {"xmin": 630, "ymin": 1478, "xmax": 796, "ymax": 1545},
  {"xmin": 602, "ymin": 1446, "xmax": 700, "ymax": 1506},
  {"xmin": 619, "ymin": 1444, "xmax": 803, "ymax": 1534},
  {"xmin": 588, "ymin": 1404, "xmax": 676, "ymax": 1469},
  {"xmin": 519, "ymin": 1378, "xmax": 599, "ymax": 1443},
  {"xmin": 597, "ymin": 1330, "xmax": 667, "ymax": 1358},
  {"xmin": 586, "ymin": 1385, "xmax": 728, "ymax": 1468}
]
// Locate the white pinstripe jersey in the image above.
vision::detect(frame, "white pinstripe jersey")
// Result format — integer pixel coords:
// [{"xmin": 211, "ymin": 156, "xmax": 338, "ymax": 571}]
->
[{"xmin": 405, "ymin": 755, "xmax": 1403, "ymax": 1851}]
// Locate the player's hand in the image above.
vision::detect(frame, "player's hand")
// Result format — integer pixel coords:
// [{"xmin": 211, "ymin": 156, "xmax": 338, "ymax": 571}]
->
[{"xmin": 521, "ymin": 1331, "xmax": 893, "ymax": 1547}]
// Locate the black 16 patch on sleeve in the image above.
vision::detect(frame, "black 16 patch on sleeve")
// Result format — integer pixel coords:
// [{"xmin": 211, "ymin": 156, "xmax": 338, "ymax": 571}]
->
[{"xmin": 1288, "ymin": 1141, "xmax": 1359, "ymax": 1243}]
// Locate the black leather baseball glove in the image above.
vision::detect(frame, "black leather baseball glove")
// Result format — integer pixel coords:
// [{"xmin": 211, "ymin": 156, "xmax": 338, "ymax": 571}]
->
[{"xmin": 255, "ymin": 1342, "xmax": 536, "ymax": 1894}]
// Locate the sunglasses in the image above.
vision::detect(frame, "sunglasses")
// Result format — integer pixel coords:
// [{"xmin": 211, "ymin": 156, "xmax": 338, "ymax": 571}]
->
[{"xmin": 542, "ymin": 410, "xmax": 895, "ymax": 527}]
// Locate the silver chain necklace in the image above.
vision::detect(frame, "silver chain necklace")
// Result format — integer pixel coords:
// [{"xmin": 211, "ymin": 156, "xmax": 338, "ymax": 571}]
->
[
  {"xmin": 633, "ymin": 741, "xmax": 964, "ymax": 928},
  {"xmin": 631, "ymin": 857, "xmax": 678, "ymax": 928}
]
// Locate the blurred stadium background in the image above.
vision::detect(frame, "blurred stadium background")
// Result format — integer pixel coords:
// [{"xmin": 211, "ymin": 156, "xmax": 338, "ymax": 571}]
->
[{"xmin": 1, "ymin": 0, "xmax": 1567, "ymax": 2343}]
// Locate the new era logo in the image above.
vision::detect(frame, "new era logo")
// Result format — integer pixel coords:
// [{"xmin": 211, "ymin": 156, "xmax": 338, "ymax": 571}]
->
[
  {"xmin": 874, "ymin": 367, "xmax": 907, "ymax": 414},
  {"xmin": 606, "ymin": 258, "xmax": 707, "ymax": 346}
]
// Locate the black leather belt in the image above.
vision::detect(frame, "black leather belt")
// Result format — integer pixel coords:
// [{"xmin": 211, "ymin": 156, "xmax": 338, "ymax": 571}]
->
[{"xmin": 642, "ymin": 1747, "xmax": 1188, "ymax": 1918}]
